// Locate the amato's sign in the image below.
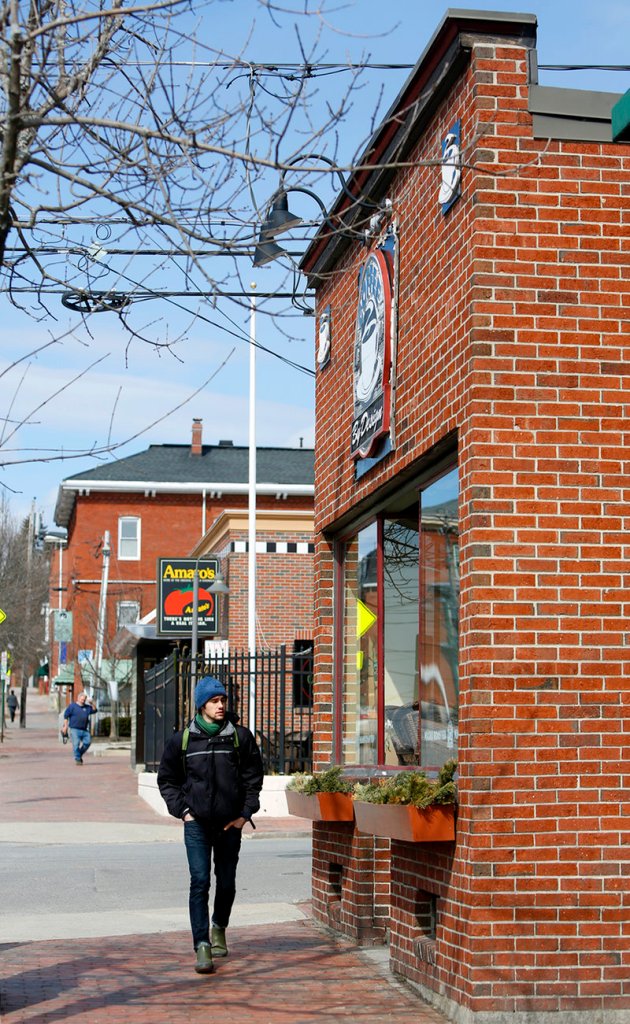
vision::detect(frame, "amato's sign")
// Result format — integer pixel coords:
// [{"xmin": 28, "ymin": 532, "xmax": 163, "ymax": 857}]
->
[{"xmin": 156, "ymin": 558, "xmax": 220, "ymax": 636}]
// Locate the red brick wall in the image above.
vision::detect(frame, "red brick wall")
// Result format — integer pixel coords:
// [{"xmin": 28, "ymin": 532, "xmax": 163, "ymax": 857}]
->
[
  {"xmin": 61, "ymin": 491, "xmax": 313, "ymax": 678},
  {"xmin": 225, "ymin": 533, "xmax": 314, "ymax": 651},
  {"xmin": 312, "ymin": 33, "xmax": 629, "ymax": 1021},
  {"xmin": 311, "ymin": 823, "xmax": 389, "ymax": 944},
  {"xmin": 64, "ymin": 492, "xmax": 209, "ymax": 667}
]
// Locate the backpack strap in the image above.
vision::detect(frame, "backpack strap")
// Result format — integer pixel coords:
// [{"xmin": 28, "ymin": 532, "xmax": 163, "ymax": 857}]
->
[
  {"xmin": 181, "ymin": 726, "xmax": 190, "ymax": 773},
  {"xmin": 181, "ymin": 724, "xmax": 239, "ymax": 773}
]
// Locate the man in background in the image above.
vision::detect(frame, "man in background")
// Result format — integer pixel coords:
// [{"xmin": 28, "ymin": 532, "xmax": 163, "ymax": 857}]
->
[
  {"xmin": 7, "ymin": 689, "xmax": 19, "ymax": 723},
  {"xmin": 61, "ymin": 690, "xmax": 97, "ymax": 765}
]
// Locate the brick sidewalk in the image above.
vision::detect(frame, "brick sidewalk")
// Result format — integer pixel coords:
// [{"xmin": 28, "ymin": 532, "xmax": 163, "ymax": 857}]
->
[
  {"xmin": 0, "ymin": 923, "xmax": 448, "ymax": 1024},
  {"xmin": 0, "ymin": 694, "xmax": 450, "ymax": 1024}
]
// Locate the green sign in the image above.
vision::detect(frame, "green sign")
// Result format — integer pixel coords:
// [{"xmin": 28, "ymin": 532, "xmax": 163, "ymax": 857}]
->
[
  {"xmin": 52, "ymin": 663, "xmax": 75, "ymax": 686},
  {"xmin": 612, "ymin": 89, "xmax": 630, "ymax": 143},
  {"xmin": 53, "ymin": 610, "xmax": 73, "ymax": 643}
]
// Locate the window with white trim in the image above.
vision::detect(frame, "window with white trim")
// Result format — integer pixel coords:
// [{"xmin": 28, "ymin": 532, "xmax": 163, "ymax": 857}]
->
[{"xmin": 118, "ymin": 516, "xmax": 140, "ymax": 560}]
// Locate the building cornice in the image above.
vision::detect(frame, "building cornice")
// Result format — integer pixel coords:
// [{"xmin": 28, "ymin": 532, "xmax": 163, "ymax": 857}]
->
[{"xmin": 54, "ymin": 480, "xmax": 314, "ymax": 528}]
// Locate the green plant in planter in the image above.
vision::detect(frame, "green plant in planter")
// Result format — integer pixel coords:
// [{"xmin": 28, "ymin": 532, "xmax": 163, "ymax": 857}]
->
[
  {"xmin": 286, "ymin": 765, "xmax": 353, "ymax": 795},
  {"xmin": 353, "ymin": 758, "xmax": 457, "ymax": 809}
]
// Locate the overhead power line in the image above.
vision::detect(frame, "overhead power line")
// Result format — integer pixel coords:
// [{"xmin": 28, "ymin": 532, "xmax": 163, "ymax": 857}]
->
[{"xmin": 102, "ymin": 60, "xmax": 630, "ymax": 72}]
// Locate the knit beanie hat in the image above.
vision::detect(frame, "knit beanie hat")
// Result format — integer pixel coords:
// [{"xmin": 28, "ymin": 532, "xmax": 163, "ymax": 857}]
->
[{"xmin": 194, "ymin": 676, "xmax": 227, "ymax": 709}]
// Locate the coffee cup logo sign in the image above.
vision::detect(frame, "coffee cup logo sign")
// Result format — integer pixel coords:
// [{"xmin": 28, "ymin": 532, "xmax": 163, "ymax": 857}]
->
[
  {"xmin": 351, "ymin": 238, "xmax": 395, "ymax": 459},
  {"xmin": 439, "ymin": 119, "xmax": 461, "ymax": 213}
]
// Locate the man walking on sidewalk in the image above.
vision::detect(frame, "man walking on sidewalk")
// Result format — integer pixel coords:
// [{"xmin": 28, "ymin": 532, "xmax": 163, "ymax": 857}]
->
[
  {"xmin": 157, "ymin": 676, "xmax": 263, "ymax": 975},
  {"xmin": 7, "ymin": 689, "xmax": 19, "ymax": 722},
  {"xmin": 61, "ymin": 690, "xmax": 97, "ymax": 764}
]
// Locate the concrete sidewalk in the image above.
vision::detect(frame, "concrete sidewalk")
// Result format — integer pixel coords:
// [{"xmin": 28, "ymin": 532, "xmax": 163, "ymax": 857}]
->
[{"xmin": 0, "ymin": 692, "xmax": 450, "ymax": 1024}]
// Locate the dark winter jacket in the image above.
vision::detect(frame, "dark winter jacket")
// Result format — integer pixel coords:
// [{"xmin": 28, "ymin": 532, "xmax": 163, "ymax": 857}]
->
[{"xmin": 157, "ymin": 715, "xmax": 263, "ymax": 826}]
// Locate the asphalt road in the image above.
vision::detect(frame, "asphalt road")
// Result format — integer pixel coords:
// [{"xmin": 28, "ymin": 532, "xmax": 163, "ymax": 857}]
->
[{"xmin": 1, "ymin": 836, "xmax": 312, "ymax": 942}]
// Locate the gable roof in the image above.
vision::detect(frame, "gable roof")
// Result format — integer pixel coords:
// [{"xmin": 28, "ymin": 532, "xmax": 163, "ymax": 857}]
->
[{"xmin": 54, "ymin": 442, "xmax": 314, "ymax": 527}]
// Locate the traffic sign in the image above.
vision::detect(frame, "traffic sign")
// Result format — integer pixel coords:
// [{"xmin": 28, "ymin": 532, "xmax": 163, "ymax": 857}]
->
[{"xmin": 0, "ymin": 608, "xmax": 6, "ymax": 625}]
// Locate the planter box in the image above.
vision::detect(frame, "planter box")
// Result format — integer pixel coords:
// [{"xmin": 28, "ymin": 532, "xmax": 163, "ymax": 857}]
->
[
  {"xmin": 353, "ymin": 801, "xmax": 455, "ymax": 842},
  {"xmin": 285, "ymin": 790, "xmax": 355, "ymax": 822}
]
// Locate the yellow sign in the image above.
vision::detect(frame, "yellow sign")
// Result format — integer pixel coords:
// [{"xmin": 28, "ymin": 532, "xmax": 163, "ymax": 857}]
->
[
  {"xmin": 0, "ymin": 608, "xmax": 6, "ymax": 625},
  {"xmin": 357, "ymin": 599, "xmax": 377, "ymax": 638}
]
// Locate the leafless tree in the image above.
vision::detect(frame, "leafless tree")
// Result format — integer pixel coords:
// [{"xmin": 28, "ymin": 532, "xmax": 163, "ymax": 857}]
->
[
  {"xmin": 0, "ymin": 498, "xmax": 49, "ymax": 727},
  {"xmin": 1, "ymin": 1, "xmax": 371, "ymax": 307},
  {"xmin": 0, "ymin": 0, "xmax": 377, "ymax": 475}
]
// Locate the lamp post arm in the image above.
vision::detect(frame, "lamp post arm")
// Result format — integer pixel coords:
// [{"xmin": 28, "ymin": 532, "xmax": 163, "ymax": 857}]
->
[
  {"xmin": 281, "ymin": 152, "xmax": 379, "ymax": 210},
  {"xmin": 274, "ymin": 185, "xmax": 358, "ymax": 239}
]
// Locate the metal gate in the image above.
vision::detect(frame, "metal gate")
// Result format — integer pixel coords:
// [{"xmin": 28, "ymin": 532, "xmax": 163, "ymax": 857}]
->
[{"xmin": 143, "ymin": 644, "xmax": 313, "ymax": 774}]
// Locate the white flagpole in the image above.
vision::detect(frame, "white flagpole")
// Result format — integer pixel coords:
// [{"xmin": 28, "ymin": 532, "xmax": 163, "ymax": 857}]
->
[{"xmin": 248, "ymin": 284, "xmax": 257, "ymax": 733}]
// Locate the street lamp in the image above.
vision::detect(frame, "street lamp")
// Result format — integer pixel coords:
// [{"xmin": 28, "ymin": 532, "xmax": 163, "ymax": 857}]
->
[
  {"xmin": 252, "ymin": 152, "xmax": 382, "ymax": 267},
  {"xmin": 253, "ymin": 185, "xmax": 353, "ymax": 268}
]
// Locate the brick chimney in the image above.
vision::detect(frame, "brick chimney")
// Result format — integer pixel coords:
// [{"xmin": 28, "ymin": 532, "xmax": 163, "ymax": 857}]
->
[{"xmin": 191, "ymin": 418, "xmax": 203, "ymax": 456}]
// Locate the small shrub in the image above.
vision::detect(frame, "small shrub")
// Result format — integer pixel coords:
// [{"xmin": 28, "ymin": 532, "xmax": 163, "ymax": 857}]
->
[
  {"xmin": 286, "ymin": 764, "xmax": 352, "ymax": 795},
  {"xmin": 353, "ymin": 759, "xmax": 457, "ymax": 809},
  {"xmin": 96, "ymin": 716, "xmax": 131, "ymax": 738}
]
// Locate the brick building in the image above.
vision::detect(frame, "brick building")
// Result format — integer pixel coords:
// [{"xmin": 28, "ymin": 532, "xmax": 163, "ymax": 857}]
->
[
  {"xmin": 51, "ymin": 422, "xmax": 314, "ymax": 756},
  {"xmin": 300, "ymin": 9, "xmax": 628, "ymax": 1023}
]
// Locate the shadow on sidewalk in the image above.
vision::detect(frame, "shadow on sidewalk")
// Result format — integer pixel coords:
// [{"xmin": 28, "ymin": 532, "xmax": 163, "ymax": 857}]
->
[{"xmin": 0, "ymin": 923, "xmax": 442, "ymax": 1024}]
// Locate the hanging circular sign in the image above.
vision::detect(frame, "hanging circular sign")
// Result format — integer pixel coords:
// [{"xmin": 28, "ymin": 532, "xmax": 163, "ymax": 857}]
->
[{"xmin": 351, "ymin": 245, "xmax": 393, "ymax": 459}]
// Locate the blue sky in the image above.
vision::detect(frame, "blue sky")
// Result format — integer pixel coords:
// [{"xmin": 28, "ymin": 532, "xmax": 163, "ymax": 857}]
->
[{"xmin": 1, "ymin": 0, "xmax": 628, "ymax": 527}]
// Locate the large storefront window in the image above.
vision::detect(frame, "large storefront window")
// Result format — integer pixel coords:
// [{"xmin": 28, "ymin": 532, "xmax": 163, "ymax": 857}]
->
[
  {"xmin": 419, "ymin": 470, "xmax": 459, "ymax": 769},
  {"xmin": 341, "ymin": 523, "xmax": 378, "ymax": 764},
  {"xmin": 383, "ymin": 516, "xmax": 419, "ymax": 765},
  {"xmin": 339, "ymin": 465, "xmax": 458, "ymax": 770}
]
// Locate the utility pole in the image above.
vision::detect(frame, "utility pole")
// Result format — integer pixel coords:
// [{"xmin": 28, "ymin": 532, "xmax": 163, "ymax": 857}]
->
[
  {"xmin": 94, "ymin": 531, "xmax": 112, "ymax": 735},
  {"xmin": 20, "ymin": 501, "xmax": 36, "ymax": 728}
]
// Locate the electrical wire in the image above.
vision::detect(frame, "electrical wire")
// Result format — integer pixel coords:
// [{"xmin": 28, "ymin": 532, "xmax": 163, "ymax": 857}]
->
[
  {"xmin": 91, "ymin": 60, "xmax": 630, "ymax": 73},
  {"xmin": 21, "ymin": 255, "xmax": 318, "ymax": 378}
]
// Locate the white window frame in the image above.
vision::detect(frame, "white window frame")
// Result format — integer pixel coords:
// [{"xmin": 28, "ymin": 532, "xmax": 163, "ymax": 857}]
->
[{"xmin": 118, "ymin": 516, "xmax": 141, "ymax": 560}]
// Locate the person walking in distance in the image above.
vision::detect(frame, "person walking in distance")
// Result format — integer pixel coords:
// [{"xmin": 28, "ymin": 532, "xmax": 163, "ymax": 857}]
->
[
  {"xmin": 157, "ymin": 676, "xmax": 263, "ymax": 975},
  {"xmin": 61, "ymin": 690, "xmax": 97, "ymax": 764},
  {"xmin": 7, "ymin": 689, "xmax": 19, "ymax": 723}
]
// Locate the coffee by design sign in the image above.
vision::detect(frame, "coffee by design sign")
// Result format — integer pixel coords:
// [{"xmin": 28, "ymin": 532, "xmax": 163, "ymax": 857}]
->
[
  {"xmin": 157, "ymin": 557, "xmax": 219, "ymax": 636},
  {"xmin": 351, "ymin": 230, "xmax": 397, "ymax": 459}
]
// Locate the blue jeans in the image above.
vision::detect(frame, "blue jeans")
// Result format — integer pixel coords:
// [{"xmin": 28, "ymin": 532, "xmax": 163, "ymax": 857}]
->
[
  {"xmin": 70, "ymin": 727, "xmax": 91, "ymax": 762},
  {"xmin": 184, "ymin": 818, "xmax": 242, "ymax": 949}
]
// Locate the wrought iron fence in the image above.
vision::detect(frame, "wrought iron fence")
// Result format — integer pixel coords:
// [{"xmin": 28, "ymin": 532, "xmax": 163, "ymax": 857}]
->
[{"xmin": 143, "ymin": 644, "xmax": 313, "ymax": 775}]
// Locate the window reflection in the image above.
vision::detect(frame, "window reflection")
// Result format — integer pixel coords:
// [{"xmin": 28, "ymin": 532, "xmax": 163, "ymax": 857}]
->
[
  {"xmin": 419, "ymin": 469, "xmax": 459, "ymax": 769},
  {"xmin": 342, "ymin": 523, "xmax": 378, "ymax": 764},
  {"xmin": 383, "ymin": 517, "xmax": 419, "ymax": 765},
  {"xmin": 339, "ymin": 464, "xmax": 459, "ymax": 769}
]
